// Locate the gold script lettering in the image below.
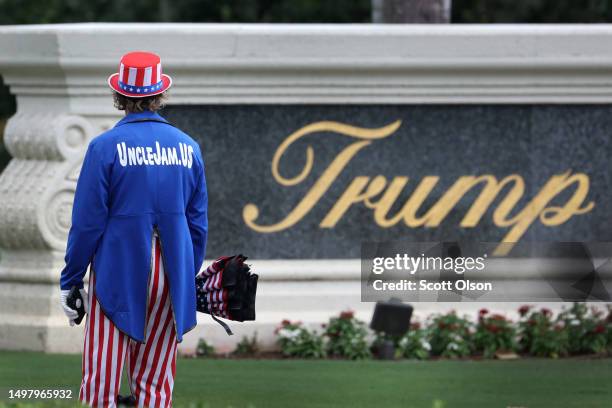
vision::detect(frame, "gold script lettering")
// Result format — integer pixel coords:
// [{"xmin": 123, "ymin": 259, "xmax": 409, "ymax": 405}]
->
[
  {"xmin": 242, "ymin": 120, "xmax": 595, "ymax": 252},
  {"xmin": 242, "ymin": 121, "xmax": 402, "ymax": 232},
  {"xmin": 492, "ymin": 170, "xmax": 594, "ymax": 255}
]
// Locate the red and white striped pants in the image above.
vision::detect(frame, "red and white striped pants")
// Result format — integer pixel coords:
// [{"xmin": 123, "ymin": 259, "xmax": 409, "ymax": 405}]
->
[{"xmin": 79, "ymin": 234, "xmax": 178, "ymax": 407}]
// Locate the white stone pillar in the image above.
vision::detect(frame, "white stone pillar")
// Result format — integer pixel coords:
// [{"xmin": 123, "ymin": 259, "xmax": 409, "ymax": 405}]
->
[{"xmin": 0, "ymin": 26, "xmax": 120, "ymax": 352}]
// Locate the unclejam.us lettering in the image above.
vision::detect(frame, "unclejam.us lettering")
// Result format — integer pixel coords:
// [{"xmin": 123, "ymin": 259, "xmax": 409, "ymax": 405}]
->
[{"xmin": 116, "ymin": 141, "xmax": 194, "ymax": 168}]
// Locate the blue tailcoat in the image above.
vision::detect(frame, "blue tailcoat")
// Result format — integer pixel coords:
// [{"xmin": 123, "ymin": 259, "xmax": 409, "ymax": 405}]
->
[{"xmin": 60, "ymin": 110, "xmax": 208, "ymax": 343}]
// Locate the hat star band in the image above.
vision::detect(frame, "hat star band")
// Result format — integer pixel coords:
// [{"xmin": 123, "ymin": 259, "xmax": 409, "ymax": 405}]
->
[{"xmin": 118, "ymin": 79, "xmax": 164, "ymax": 95}]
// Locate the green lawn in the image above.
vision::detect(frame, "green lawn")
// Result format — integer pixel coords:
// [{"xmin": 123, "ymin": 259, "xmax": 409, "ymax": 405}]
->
[{"xmin": 0, "ymin": 351, "xmax": 611, "ymax": 408}]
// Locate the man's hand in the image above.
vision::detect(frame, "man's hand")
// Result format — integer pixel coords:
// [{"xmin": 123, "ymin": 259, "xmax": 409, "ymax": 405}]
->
[{"xmin": 60, "ymin": 288, "xmax": 89, "ymax": 326}]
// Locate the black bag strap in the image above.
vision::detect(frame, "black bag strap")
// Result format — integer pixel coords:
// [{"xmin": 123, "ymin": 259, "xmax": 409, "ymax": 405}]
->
[{"xmin": 209, "ymin": 310, "xmax": 234, "ymax": 336}]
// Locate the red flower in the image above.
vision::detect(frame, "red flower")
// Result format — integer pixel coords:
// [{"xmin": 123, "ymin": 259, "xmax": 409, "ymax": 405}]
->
[
  {"xmin": 486, "ymin": 324, "xmax": 500, "ymax": 333},
  {"xmin": 281, "ymin": 319, "xmax": 291, "ymax": 327},
  {"xmin": 490, "ymin": 314, "xmax": 506, "ymax": 321},
  {"xmin": 594, "ymin": 324, "xmax": 606, "ymax": 334},
  {"xmin": 438, "ymin": 322, "xmax": 446, "ymax": 329},
  {"xmin": 518, "ymin": 305, "xmax": 531, "ymax": 317},
  {"xmin": 340, "ymin": 310, "xmax": 354, "ymax": 320},
  {"xmin": 541, "ymin": 308, "xmax": 552, "ymax": 318},
  {"xmin": 479, "ymin": 308, "xmax": 489, "ymax": 316},
  {"xmin": 410, "ymin": 322, "xmax": 421, "ymax": 330}
]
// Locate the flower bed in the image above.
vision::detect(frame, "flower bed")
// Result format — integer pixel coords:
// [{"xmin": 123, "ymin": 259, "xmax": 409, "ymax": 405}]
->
[
  {"xmin": 272, "ymin": 304, "xmax": 612, "ymax": 360},
  {"xmin": 275, "ymin": 319, "xmax": 326, "ymax": 359},
  {"xmin": 195, "ymin": 304, "xmax": 612, "ymax": 360}
]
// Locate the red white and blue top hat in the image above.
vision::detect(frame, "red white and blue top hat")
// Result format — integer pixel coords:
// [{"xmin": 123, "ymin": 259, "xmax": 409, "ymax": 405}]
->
[{"xmin": 108, "ymin": 51, "xmax": 172, "ymax": 98}]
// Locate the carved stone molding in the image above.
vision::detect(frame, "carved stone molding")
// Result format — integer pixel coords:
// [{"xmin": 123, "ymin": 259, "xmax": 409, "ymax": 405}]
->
[
  {"xmin": 3, "ymin": 24, "xmax": 612, "ymax": 107},
  {"xmin": 0, "ymin": 113, "xmax": 94, "ymax": 251},
  {"xmin": 4, "ymin": 113, "xmax": 93, "ymax": 161}
]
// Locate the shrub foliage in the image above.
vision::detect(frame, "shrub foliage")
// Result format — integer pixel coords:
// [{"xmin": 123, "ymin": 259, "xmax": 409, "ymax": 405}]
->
[{"xmin": 198, "ymin": 304, "xmax": 611, "ymax": 360}]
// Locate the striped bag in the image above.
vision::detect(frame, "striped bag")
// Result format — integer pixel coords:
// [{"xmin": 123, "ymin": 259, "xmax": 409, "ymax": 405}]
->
[{"xmin": 195, "ymin": 254, "xmax": 258, "ymax": 335}]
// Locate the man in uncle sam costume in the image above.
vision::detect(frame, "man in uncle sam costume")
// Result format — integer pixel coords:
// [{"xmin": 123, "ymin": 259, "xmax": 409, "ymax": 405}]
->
[{"xmin": 59, "ymin": 51, "xmax": 208, "ymax": 407}]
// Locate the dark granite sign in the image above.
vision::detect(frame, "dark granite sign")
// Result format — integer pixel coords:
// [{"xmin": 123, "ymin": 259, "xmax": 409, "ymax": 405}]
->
[{"xmin": 162, "ymin": 105, "xmax": 612, "ymax": 259}]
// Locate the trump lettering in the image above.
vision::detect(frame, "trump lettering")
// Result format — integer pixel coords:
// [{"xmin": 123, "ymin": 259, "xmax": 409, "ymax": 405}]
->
[{"xmin": 242, "ymin": 120, "xmax": 594, "ymax": 254}]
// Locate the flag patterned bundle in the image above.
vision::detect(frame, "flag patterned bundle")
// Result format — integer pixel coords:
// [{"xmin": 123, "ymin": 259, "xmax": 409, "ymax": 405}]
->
[{"xmin": 195, "ymin": 254, "xmax": 258, "ymax": 335}]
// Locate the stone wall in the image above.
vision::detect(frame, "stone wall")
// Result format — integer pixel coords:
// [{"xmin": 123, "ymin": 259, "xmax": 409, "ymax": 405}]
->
[{"xmin": 1, "ymin": 24, "xmax": 611, "ymax": 353}]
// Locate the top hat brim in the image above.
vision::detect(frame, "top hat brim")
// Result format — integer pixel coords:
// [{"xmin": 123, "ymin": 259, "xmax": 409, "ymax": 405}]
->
[{"xmin": 107, "ymin": 73, "xmax": 172, "ymax": 98}]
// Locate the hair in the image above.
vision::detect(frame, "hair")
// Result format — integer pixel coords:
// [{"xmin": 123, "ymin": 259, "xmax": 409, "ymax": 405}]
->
[{"xmin": 112, "ymin": 91, "xmax": 168, "ymax": 113}]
